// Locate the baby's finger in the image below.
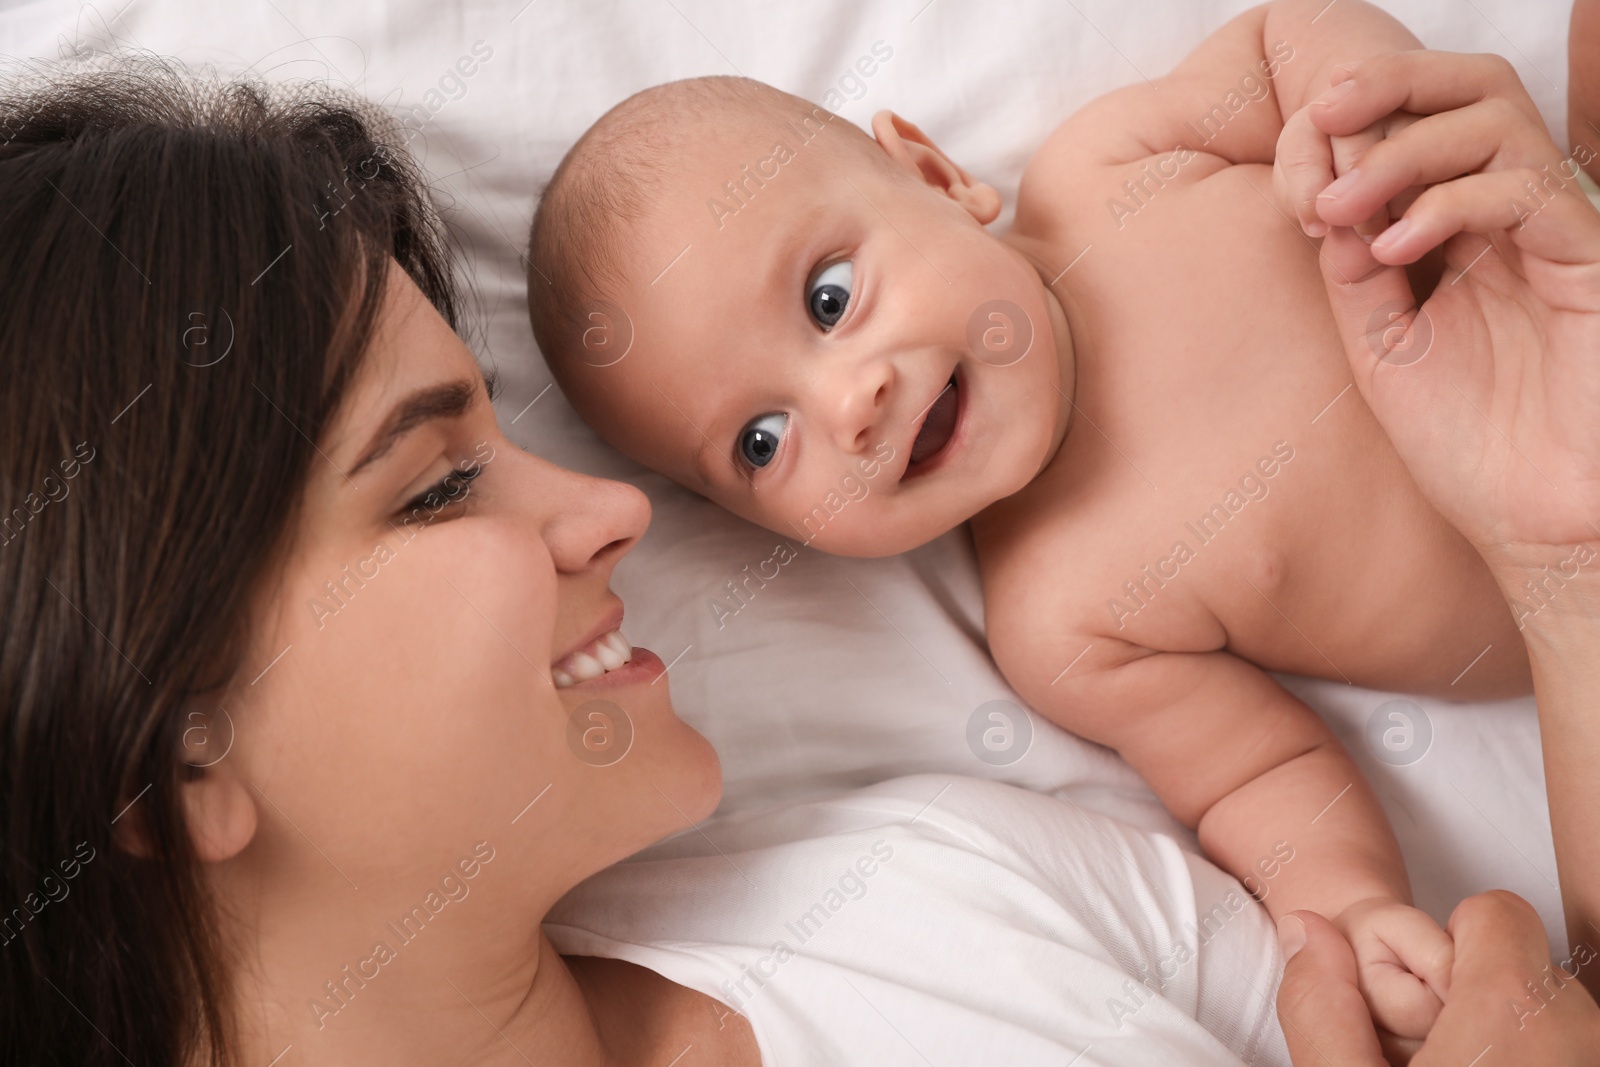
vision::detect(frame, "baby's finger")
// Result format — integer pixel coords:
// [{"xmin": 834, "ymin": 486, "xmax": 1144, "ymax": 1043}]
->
[
  {"xmin": 1307, "ymin": 51, "xmax": 1542, "ymax": 138},
  {"xmin": 1275, "ymin": 107, "xmax": 1335, "ymax": 236},
  {"xmin": 1314, "ymin": 100, "xmax": 1561, "ymax": 229},
  {"xmin": 1361, "ymin": 962, "xmax": 1444, "ymax": 1039},
  {"xmin": 1329, "ymin": 127, "xmax": 1379, "ymax": 175},
  {"xmin": 1376, "ymin": 905, "xmax": 1456, "ymax": 1002},
  {"xmin": 1365, "ymin": 168, "xmax": 1600, "ymax": 272},
  {"xmin": 1348, "ymin": 903, "xmax": 1453, "ymax": 1038}
]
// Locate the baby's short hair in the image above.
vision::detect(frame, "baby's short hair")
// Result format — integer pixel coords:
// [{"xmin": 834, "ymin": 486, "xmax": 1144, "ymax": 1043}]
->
[{"xmin": 525, "ymin": 75, "xmax": 881, "ymax": 383}]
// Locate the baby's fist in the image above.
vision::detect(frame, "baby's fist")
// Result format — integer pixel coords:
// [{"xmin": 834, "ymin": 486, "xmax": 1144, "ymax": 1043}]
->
[{"xmin": 1333, "ymin": 897, "xmax": 1455, "ymax": 1041}]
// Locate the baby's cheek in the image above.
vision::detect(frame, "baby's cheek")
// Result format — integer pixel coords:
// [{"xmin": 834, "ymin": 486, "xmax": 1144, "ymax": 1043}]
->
[
  {"xmin": 709, "ymin": 490, "xmax": 798, "ymax": 547},
  {"xmin": 811, "ymin": 493, "xmax": 938, "ymax": 559}
]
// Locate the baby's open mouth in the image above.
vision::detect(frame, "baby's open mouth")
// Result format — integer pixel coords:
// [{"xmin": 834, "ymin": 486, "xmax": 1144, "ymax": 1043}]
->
[{"xmin": 906, "ymin": 373, "xmax": 960, "ymax": 475}]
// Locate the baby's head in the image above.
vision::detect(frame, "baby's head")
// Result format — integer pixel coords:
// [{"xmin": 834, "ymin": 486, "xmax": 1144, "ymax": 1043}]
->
[{"xmin": 528, "ymin": 76, "xmax": 1071, "ymax": 557}]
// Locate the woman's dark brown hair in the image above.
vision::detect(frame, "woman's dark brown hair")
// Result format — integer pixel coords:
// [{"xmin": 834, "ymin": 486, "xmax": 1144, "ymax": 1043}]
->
[{"xmin": 0, "ymin": 58, "xmax": 461, "ymax": 1065}]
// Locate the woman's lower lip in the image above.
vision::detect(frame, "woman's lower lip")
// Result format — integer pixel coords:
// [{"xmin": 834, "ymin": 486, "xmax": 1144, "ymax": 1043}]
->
[{"xmin": 556, "ymin": 645, "xmax": 665, "ymax": 690}]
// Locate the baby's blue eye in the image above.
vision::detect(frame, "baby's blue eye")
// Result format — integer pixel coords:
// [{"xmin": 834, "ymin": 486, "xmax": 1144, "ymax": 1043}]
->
[
  {"xmin": 807, "ymin": 260, "xmax": 853, "ymax": 330},
  {"xmin": 738, "ymin": 412, "xmax": 787, "ymax": 469}
]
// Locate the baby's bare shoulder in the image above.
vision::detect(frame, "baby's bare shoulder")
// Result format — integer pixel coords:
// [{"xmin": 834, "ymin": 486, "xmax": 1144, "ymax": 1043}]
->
[{"xmin": 973, "ymin": 478, "xmax": 1228, "ymax": 701}]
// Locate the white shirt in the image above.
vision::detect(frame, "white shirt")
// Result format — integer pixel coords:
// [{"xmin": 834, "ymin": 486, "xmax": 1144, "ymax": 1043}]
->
[{"xmin": 547, "ymin": 775, "xmax": 1290, "ymax": 1067}]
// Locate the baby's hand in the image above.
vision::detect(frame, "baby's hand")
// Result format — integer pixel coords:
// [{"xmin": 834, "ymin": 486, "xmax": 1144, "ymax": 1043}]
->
[
  {"xmin": 1274, "ymin": 87, "xmax": 1417, "ymax": 240},
  {"xmin": 1332, "ymin": 897, "xmax": 1454, "ymax": 1042}
]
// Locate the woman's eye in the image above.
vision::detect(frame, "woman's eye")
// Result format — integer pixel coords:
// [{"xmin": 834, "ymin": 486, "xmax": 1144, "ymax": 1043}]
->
[
  {"xmin": 738, "ymin": 412, "xmax": 787, "ymax": 469},
  {"xmin": 402, "ymin": 463, "xmax": 482, "ymax": 515},
  {"xmin": 806, "ymin": 260, "xmax": 853, "ymax": 330}
]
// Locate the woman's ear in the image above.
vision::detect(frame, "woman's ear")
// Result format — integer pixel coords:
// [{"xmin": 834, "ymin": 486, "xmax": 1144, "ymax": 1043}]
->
[
  {"xmin": 181, "ymin": 763, "xmax": 258, "ymax": 863},
  {"xmin": 109, "ymin": 752, "xmax": 257, "ymax": 863},
  {"xmin": 869, "ymin": 110, "xmax": 1002, "ymax": 224},
  {"xmin": 178, "ymin": 707, "xmax": 257, "ymax": 863}
]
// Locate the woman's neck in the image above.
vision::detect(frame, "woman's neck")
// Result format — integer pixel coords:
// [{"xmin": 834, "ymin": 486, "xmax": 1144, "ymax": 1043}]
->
[
  {"xmin": 230, "ymin": 920, "xmax": 757, "ymax": 1067},
  {"xmin": 228, "ymin": 913, "xmax": 596, "ymax": 1067},
  {"xmin": 567, "ymin": 953, "xmax": 760, "ymax": 1067}
]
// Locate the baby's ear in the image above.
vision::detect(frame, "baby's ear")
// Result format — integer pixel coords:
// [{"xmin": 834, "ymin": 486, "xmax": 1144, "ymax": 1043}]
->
[{"xmin": 870, "ymin": 110, "xmax": 1001, "ymax": 224}]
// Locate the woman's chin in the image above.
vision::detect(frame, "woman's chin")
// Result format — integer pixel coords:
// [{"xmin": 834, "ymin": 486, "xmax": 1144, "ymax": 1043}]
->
[
  {"xmin": 669, "ymin": 723, "xmax": 724, "ymax": 822},
  {"xmin": 627, "ymin": 701, "xmax": 725, "ymax": 827}
]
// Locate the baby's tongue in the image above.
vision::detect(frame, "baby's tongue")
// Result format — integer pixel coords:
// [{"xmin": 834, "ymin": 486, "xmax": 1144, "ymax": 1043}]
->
[{"xmin": 910, "ymin": 382, "xmax": 957, "ymax": 466}]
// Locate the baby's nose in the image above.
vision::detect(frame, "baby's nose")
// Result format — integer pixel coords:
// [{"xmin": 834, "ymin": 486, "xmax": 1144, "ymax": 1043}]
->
[{"xmin": 819, "ymin": 358, "xmax": 893, "ymax": 453}]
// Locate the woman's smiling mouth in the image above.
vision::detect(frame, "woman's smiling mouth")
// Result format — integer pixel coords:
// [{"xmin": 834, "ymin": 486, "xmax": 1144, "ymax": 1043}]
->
[
  {"xmin": 553, "ymin": 625, "xmax": 667, "ymax": 689},
  {"xmin": 553, "ymin": 628, "xmax": 633, "ymax": 686}
]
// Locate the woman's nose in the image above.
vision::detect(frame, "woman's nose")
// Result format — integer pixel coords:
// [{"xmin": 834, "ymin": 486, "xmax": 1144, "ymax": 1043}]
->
[{"xmin": 526, "ymin": 454, "xmax": 651, "ymax": 575}]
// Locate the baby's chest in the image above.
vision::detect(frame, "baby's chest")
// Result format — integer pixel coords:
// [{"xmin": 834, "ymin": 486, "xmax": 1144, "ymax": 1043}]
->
[
  {"xmin": 978, "ymin": 400, "xmax": 1487, "ymax": 686},
  {"xmin": 989, "ymin": 166, "xmax": 1501, "ymax": 672},
  {"xmin": 983, "ymin": 359, "xmax": 1442, "ymax": 667}
]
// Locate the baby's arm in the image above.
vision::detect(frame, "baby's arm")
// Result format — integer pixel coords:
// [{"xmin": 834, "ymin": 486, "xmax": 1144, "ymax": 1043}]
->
[
  {"xmin": 1042, "ymin": 0, "xmax": 1422, "ymax": 239},
  {"xmin": 1258, "ymin": 0, "xmax": 1423, "ymax": 127},
  {"xmin": 1066, "ymin": 0, "xmax": 1420, "ymax": 169},
  {"xmin": 997, "ymin": 633, "xmax": 1450, "ymax": 1038}
]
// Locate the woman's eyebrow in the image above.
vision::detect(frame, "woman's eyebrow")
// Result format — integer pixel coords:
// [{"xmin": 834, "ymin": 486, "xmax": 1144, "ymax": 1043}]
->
[{"xmin": 349, "ymin": 369, "xmax": 496, "ymax": 477}]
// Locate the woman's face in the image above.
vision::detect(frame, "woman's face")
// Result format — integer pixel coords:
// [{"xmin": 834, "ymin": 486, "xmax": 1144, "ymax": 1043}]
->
[{"xmin": 206, "ymin": 265, "xmax": 720, "ymax": 923}]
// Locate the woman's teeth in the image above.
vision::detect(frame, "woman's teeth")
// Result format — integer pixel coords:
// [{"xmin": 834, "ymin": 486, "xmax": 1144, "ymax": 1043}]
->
[{"xmin": 552, "ymin": 629, "xmax": 633, "ymax": 688}]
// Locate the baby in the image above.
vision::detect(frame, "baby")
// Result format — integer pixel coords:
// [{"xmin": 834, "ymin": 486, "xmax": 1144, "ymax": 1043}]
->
[{"xmin": 526, "ymin": 0, "xmax": 1559, "ymax": 1042}]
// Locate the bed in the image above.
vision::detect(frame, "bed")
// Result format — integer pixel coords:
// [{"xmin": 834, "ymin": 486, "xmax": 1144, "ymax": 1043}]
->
[{"xmin": 0, "ymin": 0, "xmax": 1573, "ymax": 961}]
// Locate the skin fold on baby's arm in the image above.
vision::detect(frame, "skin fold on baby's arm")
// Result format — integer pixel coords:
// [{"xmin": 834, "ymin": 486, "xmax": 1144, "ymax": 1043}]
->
[{"xmin": 996, "ymin": 0, "xmax": 1455, "ymax": 1042}]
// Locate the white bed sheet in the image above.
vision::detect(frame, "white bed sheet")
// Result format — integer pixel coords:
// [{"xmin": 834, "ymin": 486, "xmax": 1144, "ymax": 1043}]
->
[{"xmin": 0, "ymin": 0, "xmax": 1571, "ymax": 952}]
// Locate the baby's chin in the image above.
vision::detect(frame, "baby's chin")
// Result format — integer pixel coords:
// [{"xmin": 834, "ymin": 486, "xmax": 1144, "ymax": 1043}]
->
[
  {"xmin": 691, "ymin": 428, "xmax": 1049, "ymax": 557},
  {"xmin": 752, "ymin": 458, "xmax": 1049, "ymax": 557},
  {"xmin": 749, "ymin": 500, "xmax": 974, "ymax": 559}
]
